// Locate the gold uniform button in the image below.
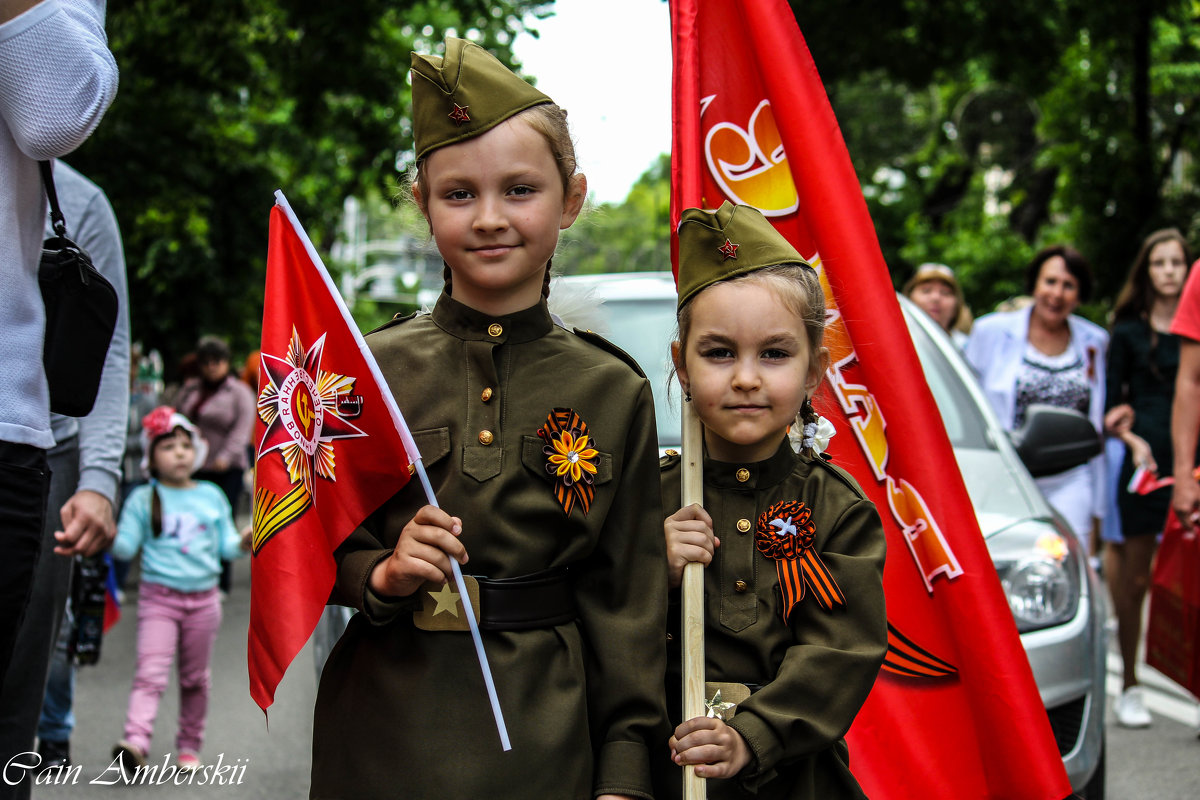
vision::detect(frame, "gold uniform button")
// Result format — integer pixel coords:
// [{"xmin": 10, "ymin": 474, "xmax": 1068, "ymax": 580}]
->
[
  {"xmin": 487, "ymin": 323, "xmax": 503, "ymax": 337},
  {"xmin": 734, "ymin": 580, "xmax": 748, "ymax": 593},
  {"xmin": 735, "ymin": 468, "xmax": 750, "ymax": 482},
  {"xmin": 481, "ymin": 387, "xmax": 494, "ymax": 402},
  {"xmin": 736, "ymin": 518, "xmax": 752, "ymax": 533},
  {"xmin": 478, "ymin": 430, "xmax": 494, "ymax": 445},
  {"xmin": 664, "ymin": 449, "xmax": 679, "ymax": 456}
]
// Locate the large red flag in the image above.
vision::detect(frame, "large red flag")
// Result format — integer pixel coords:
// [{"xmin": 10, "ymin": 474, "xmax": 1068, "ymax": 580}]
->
[
  {"xmin": 248, "ymin": 192, "xmax": 420, "ymax": 712},
  {"xmin": 670, "ymin": 1, "xmax": 1072, "ymax": 797}
]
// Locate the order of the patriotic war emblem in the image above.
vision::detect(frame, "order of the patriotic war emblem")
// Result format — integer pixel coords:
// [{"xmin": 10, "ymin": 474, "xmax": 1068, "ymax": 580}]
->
[{"xmin": 251, "ymin": 328, "xmax": 365, "ymax": 554}]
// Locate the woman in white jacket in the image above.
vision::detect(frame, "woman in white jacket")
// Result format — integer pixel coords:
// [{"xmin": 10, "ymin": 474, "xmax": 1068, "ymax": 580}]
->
[{"xmin": 966, "ymin": 245, "xmax": 1108, "ymax": 557}]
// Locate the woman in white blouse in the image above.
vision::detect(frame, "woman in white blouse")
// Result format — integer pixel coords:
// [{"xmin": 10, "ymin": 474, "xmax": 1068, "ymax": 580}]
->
[{"xmin": 965, "ymin": 245, "xmax": 1108, "ymax": 557}]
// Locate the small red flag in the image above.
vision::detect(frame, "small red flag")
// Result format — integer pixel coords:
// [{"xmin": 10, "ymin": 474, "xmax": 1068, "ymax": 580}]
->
[
  {"xmin": 102, "ymin": 552, "xmax": 121, "ymax": 633},
  {"xmin": 670, "ymin": 1, "xmax": 1072, "ymax": 797},
  {"xmin": 248, "ymin": 193, "xmax": 419, "ymax": 712}
]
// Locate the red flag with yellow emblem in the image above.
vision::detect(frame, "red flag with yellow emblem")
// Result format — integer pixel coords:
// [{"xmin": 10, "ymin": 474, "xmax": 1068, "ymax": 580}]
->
[
  {"xmin": 670, "ymin": 0, "xmax": 1072, "ymax": 796},
  {"xmin": 248, "ymin": 192, "xmax": 420, "ymax": 712}
]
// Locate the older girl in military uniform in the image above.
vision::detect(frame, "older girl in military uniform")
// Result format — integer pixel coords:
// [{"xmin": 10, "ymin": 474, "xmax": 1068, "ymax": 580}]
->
[
  {"xmin": 656, "ymin": 203, "xmax": 887, "ymax": 799},
  {"xmin": 309, "ymin": 38, "xmax": 668, "ymax": 800}
]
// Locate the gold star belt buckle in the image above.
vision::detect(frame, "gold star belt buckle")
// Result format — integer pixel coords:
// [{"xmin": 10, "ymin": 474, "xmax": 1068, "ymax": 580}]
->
[
  {"xmin": 703, "ymin": 682, "xmax": 752, "ymax": 721},
  {"xmin": 413, "ymin": 576, "xmax": 482, "ymax": 631}
]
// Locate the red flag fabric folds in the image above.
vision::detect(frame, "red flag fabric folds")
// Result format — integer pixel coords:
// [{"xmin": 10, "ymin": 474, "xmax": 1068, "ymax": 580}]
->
[
  {"xmin": 669, "ymin": 1, "xmax": 1072, "ymax": 797},
  {"xmin": 248, "ymin": 194, "xmax": 419, "ymax": 712}
]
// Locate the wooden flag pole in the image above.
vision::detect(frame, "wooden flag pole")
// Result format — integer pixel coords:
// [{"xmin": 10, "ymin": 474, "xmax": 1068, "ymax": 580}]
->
[{"xmin": 681, "ymin": 400, "xmax": 706, "ymax": 799}]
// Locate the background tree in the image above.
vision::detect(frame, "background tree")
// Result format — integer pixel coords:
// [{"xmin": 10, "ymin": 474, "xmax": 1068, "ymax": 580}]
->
[
  {"xmin": 795, "ymin": 0, "xmax": 1200, "ymax": 320},
  {"xmin": 69, "ymin": 0, "xmax": 548, "ymax": 375},
  {"xmin": 67, "ymin": 0, "xmax": 1200, "ymax": 369},
  {"xmin": 559, "ymin": 154, "xmax": 671, "ymax": 275}
]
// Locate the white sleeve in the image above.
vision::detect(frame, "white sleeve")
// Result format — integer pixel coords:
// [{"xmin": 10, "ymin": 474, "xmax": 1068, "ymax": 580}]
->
[{"xmin": 0, "ymin": 0, "xmax": 118, "ymax": 159}]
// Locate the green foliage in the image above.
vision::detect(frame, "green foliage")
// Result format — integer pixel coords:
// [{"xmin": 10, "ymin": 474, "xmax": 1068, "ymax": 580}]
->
[
  {"xmin": 69, "ymin": 0, "xmax": 549, "ymax": 376},
  {"xmin": 798, "ymin": 0, "xmax": 1200, "ymax": 325},
  {"xmin": 558, "ymin": 154, "xmax": 671, "ymax": 275}
]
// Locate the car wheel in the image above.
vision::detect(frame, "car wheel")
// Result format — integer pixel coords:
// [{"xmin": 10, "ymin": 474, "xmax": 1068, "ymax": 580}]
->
[{"xmin": 1077, "ymin": 733, "xmax": 1105, "ymax": 800}]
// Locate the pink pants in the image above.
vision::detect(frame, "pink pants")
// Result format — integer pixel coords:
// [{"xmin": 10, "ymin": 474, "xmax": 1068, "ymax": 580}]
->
[{"xmin": 122, "ymin": 582, "xmax": 222, "ymax": 754}]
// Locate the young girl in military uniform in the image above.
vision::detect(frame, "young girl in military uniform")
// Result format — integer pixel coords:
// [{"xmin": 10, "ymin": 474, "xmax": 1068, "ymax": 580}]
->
[
  {"xmin": 656, "ymin": 203, "xmax": 887, "ymax": 798},
  {"xmin": 309, "ymin": 38, "xmax": 668, "ymax": 800}
]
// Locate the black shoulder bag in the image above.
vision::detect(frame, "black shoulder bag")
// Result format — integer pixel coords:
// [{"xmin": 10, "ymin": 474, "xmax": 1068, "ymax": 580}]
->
[{"xmin": 39, "ymin": 160, "xmax": 118, "ymax": 417}]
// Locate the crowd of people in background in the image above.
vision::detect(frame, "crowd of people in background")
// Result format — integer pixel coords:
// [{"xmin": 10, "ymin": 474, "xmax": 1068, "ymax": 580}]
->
[
  {"xmin": 906, "ymin": 232, "xmax": 1200, "ymax": 735},
  {"xmin": 4, "ymin": 329, "xmax": 260, "ymax": 788}
]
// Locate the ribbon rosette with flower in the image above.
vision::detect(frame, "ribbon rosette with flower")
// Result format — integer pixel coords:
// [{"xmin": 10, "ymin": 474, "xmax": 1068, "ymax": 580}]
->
[
  {"xmin": 755, "ymin": 499, "xmax": 846, "ymax": 623},
  {"xmin": 538, "ymin": 408, "xmax": 600, "ymax": 516}
]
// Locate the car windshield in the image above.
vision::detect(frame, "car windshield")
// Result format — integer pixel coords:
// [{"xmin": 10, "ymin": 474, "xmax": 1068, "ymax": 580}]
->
[
  {"xmin": 903, "ymin": 311, "xmax": 992, "ymax": 450},
  {"xmin": 594, "ymin": 297, "xmax": 682, "ymax": 447}
]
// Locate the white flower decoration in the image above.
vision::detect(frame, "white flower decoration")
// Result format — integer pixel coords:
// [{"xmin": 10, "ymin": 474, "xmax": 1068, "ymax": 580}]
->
[{"xmin": 790, "ymin": 415, "xmax": 836, "ymax": 456}]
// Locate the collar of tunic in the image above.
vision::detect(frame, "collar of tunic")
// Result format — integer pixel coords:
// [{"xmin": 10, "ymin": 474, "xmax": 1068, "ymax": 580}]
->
[
  {"xmin": 431, "ymin": 291, "xmax": 553, "ymax": 343},
  {"xmin": 703, "ymin": 437, "xmax": 797, "ymax": 491}
]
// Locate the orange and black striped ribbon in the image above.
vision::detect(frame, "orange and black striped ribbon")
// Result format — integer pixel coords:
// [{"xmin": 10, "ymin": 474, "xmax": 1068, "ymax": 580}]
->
[
  {"xmin": 756, "ymin": 500, "xmax": 846, "ymax": 624},
  {"xmin": 882, "ymin": 622, "xmax": 957, "ymax": 679},
  {"xmin": 536, "ymin": 408, "xmax": 598, "ymax": 517}
]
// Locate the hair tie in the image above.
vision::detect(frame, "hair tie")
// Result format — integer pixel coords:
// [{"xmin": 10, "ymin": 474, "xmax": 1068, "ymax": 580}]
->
[{"xmin": 801, "ymin": 422, "xmax": 818, "ymax": 450}]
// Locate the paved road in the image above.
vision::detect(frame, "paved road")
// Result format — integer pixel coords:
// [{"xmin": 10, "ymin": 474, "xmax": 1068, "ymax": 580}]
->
[
  {"xmin": 20, "ymin": 559, "xmax": 1200, "ymax": 798},
  {"xmin": 1102, "ymin": 621, "xmax": 1199, "ymax": 800}
]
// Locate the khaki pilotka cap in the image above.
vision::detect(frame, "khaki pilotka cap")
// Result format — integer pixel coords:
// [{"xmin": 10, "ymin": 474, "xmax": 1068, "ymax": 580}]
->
[
  {"xmin": 676, "ymin": 201, "xmax": 812, "ymax": 309},
  {"xmin": 411, "ymin": 37, "xmax": 553, "ymax": 161}
]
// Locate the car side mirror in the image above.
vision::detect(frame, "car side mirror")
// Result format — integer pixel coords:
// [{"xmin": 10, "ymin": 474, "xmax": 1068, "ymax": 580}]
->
[{"xmin": 1009, "ymin": 404, "xmax": 1103, "ymax": 478}]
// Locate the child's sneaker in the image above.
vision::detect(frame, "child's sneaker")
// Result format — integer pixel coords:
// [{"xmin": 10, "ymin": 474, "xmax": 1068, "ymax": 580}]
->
[
  {"xmin": 177, "ymin": 751, "xmax": 202, "ymax": 773},
  {"xmin": 111, "ymin": 740, "xmax": 147, "ymax": 781},
  {"xmin": 1113, "ymin": 686, "xmax": 1153, "ymax": 728}
]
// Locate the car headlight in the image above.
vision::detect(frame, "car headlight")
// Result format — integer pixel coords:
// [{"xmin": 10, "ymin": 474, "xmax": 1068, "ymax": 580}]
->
[{"xmin": 990, "ymin": 522, "xmax": 1082, "ymax": 633}]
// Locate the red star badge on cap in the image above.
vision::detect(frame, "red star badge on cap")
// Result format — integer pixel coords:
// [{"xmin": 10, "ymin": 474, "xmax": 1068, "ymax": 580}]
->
[
  {"xmin": 448, "ymin": 103, "xmax": 471, "ymax": 125},
  {"xmin": 718, "ymin": 238, "xmax": 739, "ymax": 260}
]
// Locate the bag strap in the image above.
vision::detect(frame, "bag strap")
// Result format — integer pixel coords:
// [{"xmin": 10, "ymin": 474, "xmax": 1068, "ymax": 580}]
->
[{"xmin": 39, "ymin": 160, "xmax": 68, "ymax": 238}]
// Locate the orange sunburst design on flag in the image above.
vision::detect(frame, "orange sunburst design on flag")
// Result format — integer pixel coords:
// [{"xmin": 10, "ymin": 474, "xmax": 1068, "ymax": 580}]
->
[{"xmin": 253, "ymin": 327, "xmax": 367, "ymax": 553}]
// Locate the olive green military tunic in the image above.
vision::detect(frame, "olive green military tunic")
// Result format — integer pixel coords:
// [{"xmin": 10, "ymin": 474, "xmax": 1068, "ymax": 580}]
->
[
  {"xmin": 311, "ymin": 294, "xmax": 669, "ymax": 800},
  {"xmin": 654, "ymin": 440, "xmax": 887, "ymax": 800}
]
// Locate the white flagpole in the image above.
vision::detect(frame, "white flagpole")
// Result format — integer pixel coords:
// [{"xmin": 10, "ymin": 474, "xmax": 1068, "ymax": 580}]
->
[
  {"xmin": 273, "ymin": 191, "xmax": 511, "ymax": 751},
  {"xmin": 412, "ymin": 461, "xmax": 512, "ymax": 752},
  {"xmin": 681, "ymin": 400, "xmax": 706, "ymax": 799}
]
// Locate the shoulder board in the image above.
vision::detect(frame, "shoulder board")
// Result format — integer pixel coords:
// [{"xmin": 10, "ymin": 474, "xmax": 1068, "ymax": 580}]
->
[
  {"xmin": 807, "ymin": 454, "xmax": 870, "ymax": 499},
  {"xmin": 366, "ymin": 310, "xmax": 419, "ymax": 336},
  {"xmin": 659, "ymin": 450, "xmax": 681, "ymax": 470},
  {"xmin": 571, "ymin": 328, "xmax": 646, "ymax": 378}
]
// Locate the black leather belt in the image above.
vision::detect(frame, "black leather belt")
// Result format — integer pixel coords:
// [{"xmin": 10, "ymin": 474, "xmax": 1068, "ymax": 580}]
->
[{"xmin": 475, "ymin": 567, "xmax": 576, "ymax": 631}]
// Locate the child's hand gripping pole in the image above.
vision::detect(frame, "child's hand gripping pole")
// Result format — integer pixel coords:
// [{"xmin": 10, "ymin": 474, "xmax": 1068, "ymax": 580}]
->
[
  {"xmin": 681, "ymin": 402, "xmax": 707, "ymax": 799},
  {"xmin": 412, "ymin": 458, "xmax": 512, "ymax": 751}
]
